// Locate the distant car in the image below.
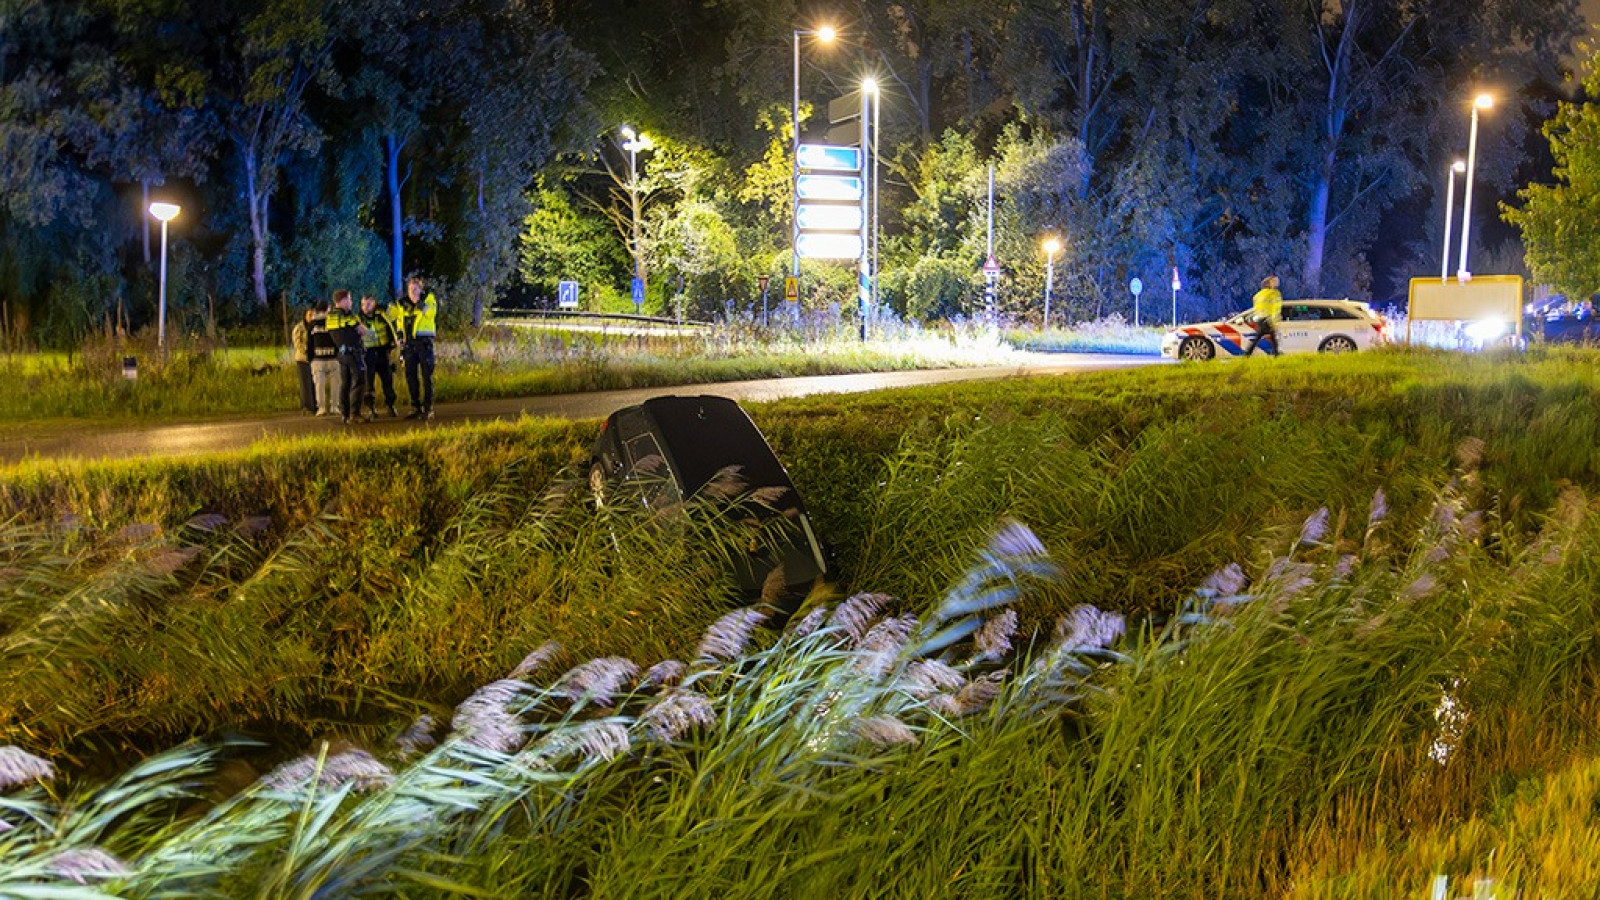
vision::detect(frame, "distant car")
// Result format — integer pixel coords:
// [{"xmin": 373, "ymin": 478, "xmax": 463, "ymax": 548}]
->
[
  {"xmin": 588, "ymin": 395, "xmax": 827, "ymax": 606},
  {"xmin": 1161, "ymin": 299, "xmax": 1389, "ymax": 361}
]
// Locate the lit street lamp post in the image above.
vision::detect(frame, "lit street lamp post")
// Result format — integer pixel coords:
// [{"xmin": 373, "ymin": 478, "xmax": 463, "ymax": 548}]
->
[
  {"xmin": 620, "ymin": 126, "xmax": 651, "ymax": 314},
  {"xmin": 791, "ymin": 24, "xmax": 836, "ymax": 293},
  {"xmin": 1441, "ymin": 158, "xmax": 1466, "ymax": 282},
  {"xmin": 148, "ymin": 202, "xmax": 180, "ymax": 352},
  {"xmin": 1457, "ymin": 93, "xmax": 1493, "ymax": 281},
  {"xmin": 1041, "ymin": 237, "xmax": 1061, "ymax": 329}
]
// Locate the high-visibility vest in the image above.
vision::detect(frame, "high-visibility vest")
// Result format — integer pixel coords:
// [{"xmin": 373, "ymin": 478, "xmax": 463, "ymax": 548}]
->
[
  {"xmin": 401, "ymin": 293, "xmax": 438, "ymax": 339},
  {"xmin": 1251, "ymin": 288, "xmax": 1282, "ymax": 321},
  {"xmin": 361, "ymin": 307, "xmax": 398, "ymax": 349},
  {"xmin": 326, "ymin": 308, "xmax": 364, "ymax": 350}
]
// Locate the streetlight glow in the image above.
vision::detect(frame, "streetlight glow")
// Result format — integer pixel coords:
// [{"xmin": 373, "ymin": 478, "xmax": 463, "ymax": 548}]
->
[
  {"xmin": 1475, "ymin": 93, "xmax": 1494, "ymax": 110},
  {"xmin": 1453, "ymin": 159, "xmax": 1466, "ymax": 173},
  {"xmin": 792, "ymin": 24, "xmax": 841, "ymax": 291},
  {"xmin": 147, "ymin": 202, "xmax": 180, "ymax": 351}
]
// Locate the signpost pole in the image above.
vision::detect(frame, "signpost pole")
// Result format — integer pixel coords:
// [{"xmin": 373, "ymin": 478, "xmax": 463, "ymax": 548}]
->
[{"xmin": 858, "ymin": 88, "xmax": 870, "ymax": 342}]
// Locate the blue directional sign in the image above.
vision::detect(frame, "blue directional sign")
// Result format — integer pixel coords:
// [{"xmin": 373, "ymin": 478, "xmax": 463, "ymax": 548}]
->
[
  {"xmin": 558, "ymin": 280, "xmax": 579, "ymax": 309},
  {"xmin": 797, "ymin": 233, "xmax": 864, "ymax": 260},
  {"xmin": 797, "ymin": 174, "xmax": 863, "ymax": 202},
  {"xmin": 797, "ymin": 143, "xmax": 862, "ymax": 172},
  {"xmin": 797, "ymin": 203, "xmax": 864, "ymax": 232},
  {"xmin": 630, "ymin": 277, "xmax": 645, "ymax": 306}
]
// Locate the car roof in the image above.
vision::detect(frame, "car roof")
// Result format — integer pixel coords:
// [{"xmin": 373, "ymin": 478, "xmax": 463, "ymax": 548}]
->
[{"xmin": 637, "ymin": 395, "xmax": 805, "ymax": 513}]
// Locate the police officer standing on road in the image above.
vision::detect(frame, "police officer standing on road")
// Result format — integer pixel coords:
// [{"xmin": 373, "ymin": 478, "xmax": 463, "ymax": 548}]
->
[
  {"xmin": 326, "ymin": 289, "xmax": 368, "ymax": 424},
  {"xmin": 399, "ymin": 275, "xmax": 438, "ymax": 420},
  {"xmin": 359, "ymin": 294, "xmax": 400, "ymax": 419},
  {"xmin": 1244, "ymin": 275, "xmax": 1283, "ymax": 357}
]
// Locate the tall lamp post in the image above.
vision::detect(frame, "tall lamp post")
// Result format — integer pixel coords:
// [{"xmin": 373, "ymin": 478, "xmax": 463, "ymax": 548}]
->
[
  {"xmin": 620, "ymin": 126, "xmax": 652, "ymax": 314},
  {"xmin": 148, "ymin": 202, "xmax": 180, "ymax": 352},
  {"xmin": 792, "ymin": 24, "xmax": 837, "ymax": 291},
  {"xmin": 1041, "ymin": 237, "xmax": 1061, "ymax": 329},
  {"xmin": 1457, "ymin": 93, "xmax": 1493, "ymax": 281},
  {"xmin": 865, "ymin": 77, "xmax": 880, "ymax": 317},
  {"xmin": 1440, "ymin": 159, "xmax": 1466, "ymax": 282}
]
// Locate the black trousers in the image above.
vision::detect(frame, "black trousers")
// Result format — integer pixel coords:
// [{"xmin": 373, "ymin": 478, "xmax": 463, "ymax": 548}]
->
[
  {"xmin": 364, "ymin": 347, "xmax": 396, "ymax": 411},
  {"xmin": 296, "ymin": 361, "xmax": 316, "ymax": 412},
  {"xmin": 1245, "ymin": 317, "xmax": 1279, "ymax": 356},
  {"xmin": 404, "ymin": 337, "xmax": 435, "ymax": 412},
  {"xmin": 339, "ymin": 350, "xmax": 367, "ymax": 419}
]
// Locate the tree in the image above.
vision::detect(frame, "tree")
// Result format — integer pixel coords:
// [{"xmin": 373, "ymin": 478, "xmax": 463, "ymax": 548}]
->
[
  {"xmin": 217, "ymin": 0, "xmax": 334, "ymax": 309},
  {"xmin": 1505, "ymin": 60, "xmax": 1600, "ymax": 299}
]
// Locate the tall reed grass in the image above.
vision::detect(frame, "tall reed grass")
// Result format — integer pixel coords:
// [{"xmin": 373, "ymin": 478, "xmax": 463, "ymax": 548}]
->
[{"xmin": 2, "ymin": 479, "xmax": 1598, "ymax": 897}]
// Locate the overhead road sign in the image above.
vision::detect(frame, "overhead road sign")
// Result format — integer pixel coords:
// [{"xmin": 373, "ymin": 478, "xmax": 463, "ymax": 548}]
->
[
  {"xmin": 797, "ymin": 174, "xmax": 863, "ymax": 202},
  {"xmin": 797, "ymin": 203, "xmax": 864, "ymax": 231},
  {"xmin": 798, "ymin": 233, "xmax": 865, "ymax": 260},
  {"xmin": 797, "ymin": 144, "xmax": 861, "ymax": 172}
]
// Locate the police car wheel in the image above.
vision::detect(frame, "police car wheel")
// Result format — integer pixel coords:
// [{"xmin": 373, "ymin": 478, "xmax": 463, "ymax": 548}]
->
[
  {"xmin": 1319, "ymin": 335, "xmax": 1357, "ymax": 354},
  {"xmin": 1178, "ymin": 336, "xmax": 1215, "ymax": 361}
]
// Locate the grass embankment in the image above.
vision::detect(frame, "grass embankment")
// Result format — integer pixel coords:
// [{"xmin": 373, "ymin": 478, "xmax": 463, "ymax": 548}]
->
[
  {"xmin": 0, "ymin": 326, "xmax": 1024, "ymax": 424},
  {"xmin": 2, "ymin": 347, "xmax": 1600, "ymax": 895}
]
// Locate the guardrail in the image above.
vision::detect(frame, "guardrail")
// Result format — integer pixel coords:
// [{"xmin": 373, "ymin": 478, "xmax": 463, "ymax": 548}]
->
[{"xmin": 488, "ymin": 309, "xmax": 712, "ymax": 328}]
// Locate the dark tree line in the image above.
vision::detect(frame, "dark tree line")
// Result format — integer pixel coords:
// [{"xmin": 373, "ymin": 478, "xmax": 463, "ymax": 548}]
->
[
  {"xmin": 0, "ymin": 0, "xmax": 593, "ymax": 345},
  {"xmin": 0, "ymin": 0, "xmax": 1583, "ymax": 344}
]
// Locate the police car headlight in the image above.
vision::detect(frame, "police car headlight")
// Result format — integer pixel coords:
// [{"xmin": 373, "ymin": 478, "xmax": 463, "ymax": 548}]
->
[{"xmin": 1465, "ymin": 318, "xmax": 1506, "ymax": 343}]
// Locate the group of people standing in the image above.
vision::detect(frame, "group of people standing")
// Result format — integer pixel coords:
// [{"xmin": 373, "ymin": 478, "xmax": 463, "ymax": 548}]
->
[{"xmin": 291, "ymin": 277, "xmax": 438, "ymax": 423}]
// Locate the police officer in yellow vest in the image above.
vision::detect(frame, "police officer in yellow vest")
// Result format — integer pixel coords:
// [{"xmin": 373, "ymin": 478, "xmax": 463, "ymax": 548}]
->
[
  {"xmin": 325, "ymin": 289, "xmax": 368, "ymax": 423},
  {"xmin": 399, "ymin": 275, "xmax": 438, "ymax": 420},
  {"xmin": 359, "ymin": 294, "xmax": 400, "ymax": 420},
  {"xmin": 1245, "ymin": 274, "xmax": 1283, "ymax": 357}
]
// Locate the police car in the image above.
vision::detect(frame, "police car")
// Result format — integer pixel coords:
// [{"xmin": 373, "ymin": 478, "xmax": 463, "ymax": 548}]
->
[{"xmin": 1161, "ymin": 299, "xmax": 1388, "ymax": 361}]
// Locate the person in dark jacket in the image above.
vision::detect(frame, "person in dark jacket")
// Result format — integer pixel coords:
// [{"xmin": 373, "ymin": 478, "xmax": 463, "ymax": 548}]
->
[
  {"xmin": 360, "ymin": 294, "xmax": 400, "ymax": 419},
  {"xmin": 308, "ymin": 301, "xmax": 340, "ymax": 417},
  {"xmin": 325, "ymin": 289, "xmax": 368, "ymax": 424}
]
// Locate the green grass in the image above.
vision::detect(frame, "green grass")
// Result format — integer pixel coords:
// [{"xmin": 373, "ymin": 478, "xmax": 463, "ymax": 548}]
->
[
  {"xmin": 0, "ymin": 326, "xmax": 1025, "ymax": 425},
  {"xmin": 3, "ymin": 347, "xmax": 1600, "ymax": 895}
]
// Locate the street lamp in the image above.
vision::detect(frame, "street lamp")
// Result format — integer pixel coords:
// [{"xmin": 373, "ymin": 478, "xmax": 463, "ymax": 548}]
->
[
  {"xmin": 1041, "ymin": 237, "xmax": 1061, "ymax": 329},
  {"xmin": 1457, "ymin": 93, "xmax": 1493, "ymax": 281},
  {"xmin": 620, "ymin": 125, "xmax": 652, "ymax": 314},
  {"xmin": 864, "ymin": 77, "xmax": 880, "ymax": 319},
  {"xmin": 792, "ymin": 24, "xmax": 837, "ymax": 291},
  {"xmin": 148, "ymin": 201, "xmax": 180, "ymax": 351},
  {"xmin": 1441, "ymin": 159, "xmax": 1466, "ymax": 282}
]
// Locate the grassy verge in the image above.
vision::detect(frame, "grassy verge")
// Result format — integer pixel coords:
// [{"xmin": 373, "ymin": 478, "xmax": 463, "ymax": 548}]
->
[
  {"xmin": 0, "ymin": 326, "xmax": 1025, "ymax": 424},
  {"xmin": 2, "ymin": 347, "xmax": 1600, "ymax": 894}
]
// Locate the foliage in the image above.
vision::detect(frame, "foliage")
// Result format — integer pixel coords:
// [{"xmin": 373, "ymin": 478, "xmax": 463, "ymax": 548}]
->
[
  {"xmin": 2, "ymin": 476, "xmax": 1600, "ymax": 895},
  {"xmin": 1505, "ymin": 52, "xmax": 1600, "ymax": 300}
]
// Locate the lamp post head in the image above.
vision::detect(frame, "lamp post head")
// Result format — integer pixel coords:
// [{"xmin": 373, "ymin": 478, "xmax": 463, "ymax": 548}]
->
[
  {"xmin": 862, "ymin": 77, "xmax": 878, "ymax": 94},
  {"xmin": 817, "ymin": 25, "xmax": 837, "ymax": 42},
  {"xmin": 620, "ymin": 125, "xmax": 636, "ymax": 140},
  {"xmin": 1452, "ymin": 159, "xmax": 1467, "ymax": 173},
  {"xmin": 1042, "ymin": 237, "xmax": 1062, "ymax": 256},
  {"xmin": 1474, "ymin": 93, "xmax": 1494, "ymax": 110},
  {"xmin": 148, "ymin": 202, "xmax": 180, "ymax": 223}
]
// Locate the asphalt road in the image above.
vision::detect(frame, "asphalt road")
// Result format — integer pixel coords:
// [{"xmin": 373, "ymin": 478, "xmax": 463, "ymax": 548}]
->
[{"xmin": 0, "ymin": 353, "xmax": 1163, "ymax": 465}]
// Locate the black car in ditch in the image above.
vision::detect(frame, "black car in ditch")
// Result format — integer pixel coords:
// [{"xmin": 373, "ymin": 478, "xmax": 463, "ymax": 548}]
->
[{"xmin": 588, "ymin": 395, "xmax": 827, "ymax": 605}]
